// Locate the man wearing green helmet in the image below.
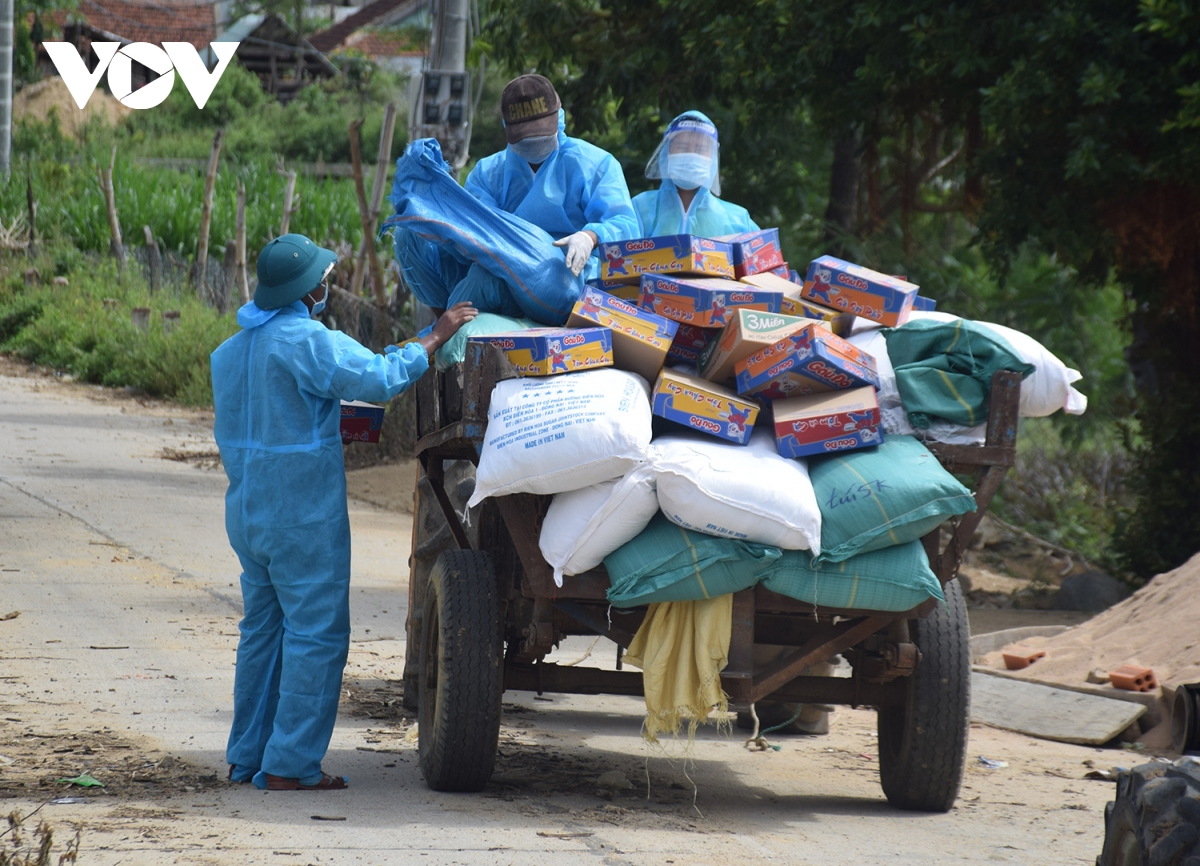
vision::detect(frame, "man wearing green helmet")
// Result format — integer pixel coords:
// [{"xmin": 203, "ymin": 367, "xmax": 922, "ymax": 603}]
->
[{"xmin": 210, "ymin": 234, "xmax": 475, "ymax": 791}]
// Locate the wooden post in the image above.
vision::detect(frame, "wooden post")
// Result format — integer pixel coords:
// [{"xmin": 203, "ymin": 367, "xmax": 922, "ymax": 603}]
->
[
  {"xmin": 220, "ymin": 240, "xmax": 236, "ymax": 314},
  {"xmin": 25, "ymin": 168, "xmax": 36, "ymax": 257},
  {"xmin": 131, "ymin": 307, "xmax": 150, "ymax": 331},
  {"xmin": 193, "ymin": 128, "xmax": 224, "ymax": 295},
  {"xmin": 97, "ymin": 146, "xmax": 124, "ymax": 268},
  {"xmin": 280, "ymin": 169, "xmax": 297, "ymax": 235},
  {"xmin": 348, "ymin": 119, "xmax": 387, "ymax": 306},
  {"xmin": 143, "ymin": 225, "xmax": 162, "ymax": 294},
  {"xmin": 353, "ymin": 102, "xmax": 397, "ymax": 302},
  {"xmin": 236, "ymin": 180, "xmax": 249, "ymax": 305}
]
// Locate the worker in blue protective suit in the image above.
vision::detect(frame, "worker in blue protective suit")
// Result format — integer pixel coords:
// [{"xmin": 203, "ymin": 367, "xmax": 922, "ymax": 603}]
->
[
  {"xmin": 393, "ymin": 73, "xmax": 638, "ymax": 314},
  {"xmin": 211, "ymin": 234, "xmax": 476, "ymax": 791},
  {"xmin": 632, "ymin": 111, "xmax": 759, "ymax": 237}
]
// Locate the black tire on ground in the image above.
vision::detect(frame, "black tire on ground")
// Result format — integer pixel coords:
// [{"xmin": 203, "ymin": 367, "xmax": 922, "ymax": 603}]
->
[
  {"xmin": 418, "ymin": 548, "xmax": 503, "ymax": 793},
  {"xmin": 1098, "ymin": 761, "xmax": 1200, "ymax": 866},
  {"xmin": 877, "ymin": 577, "xmax": 970, "ymax": 812}
]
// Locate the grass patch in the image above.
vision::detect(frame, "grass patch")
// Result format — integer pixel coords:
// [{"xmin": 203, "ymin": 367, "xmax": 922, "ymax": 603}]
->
[{"xmin": 0, "ymin": 250, "xmax": 237, "ymax": 405}]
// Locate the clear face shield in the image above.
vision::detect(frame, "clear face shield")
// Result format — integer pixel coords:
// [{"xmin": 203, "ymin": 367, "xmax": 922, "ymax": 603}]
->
[{"xmin": 645, "ymin": 116, "xmax": 721, "ymax": 195}]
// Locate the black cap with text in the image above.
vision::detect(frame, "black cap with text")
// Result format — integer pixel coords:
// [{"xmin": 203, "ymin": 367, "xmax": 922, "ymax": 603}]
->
[{"xmin": 500, "ymin": 74, "xmax": 561, "ymax": 143}]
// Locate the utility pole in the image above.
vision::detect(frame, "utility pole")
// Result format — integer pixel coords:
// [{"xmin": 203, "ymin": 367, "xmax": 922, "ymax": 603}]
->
[
  {"xmin": 407, "ymin": 0, "xmax": 477, "ymax": 173},
  {"xmin": 0, "ymin": 0, "xmax": 13, "ymax": 177}
]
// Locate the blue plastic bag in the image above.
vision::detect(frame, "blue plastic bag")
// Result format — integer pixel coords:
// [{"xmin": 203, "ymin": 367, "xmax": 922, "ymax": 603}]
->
[{"xmin": 383, "ymin": 138, "xmax": 584, "ymax": 325}]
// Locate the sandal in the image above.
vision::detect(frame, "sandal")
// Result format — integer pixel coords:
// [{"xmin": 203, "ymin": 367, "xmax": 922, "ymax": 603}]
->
[
  {"xmin": 264, "ymin": 773, "xmax": 348, "ymax": 791},
  {"xmin": 228, "ymin": 765, "xmax": 254, "ymax": 784}
]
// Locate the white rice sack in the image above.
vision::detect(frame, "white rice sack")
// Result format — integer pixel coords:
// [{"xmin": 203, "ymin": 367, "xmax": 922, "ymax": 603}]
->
[
  {"xmin": 653, "ymin": 428, "xmax": 822, "ymax": 552},
  {"xmin": 538, "ymin": 465, "xmax": 659, "ymax": 587},
  {"xmin": 851, "ymin": 311, "xmax": 1087, "ymax": 417},
  {"xmin": 469, "ymin": 369, "xmax": 653, "ymax": 506}
]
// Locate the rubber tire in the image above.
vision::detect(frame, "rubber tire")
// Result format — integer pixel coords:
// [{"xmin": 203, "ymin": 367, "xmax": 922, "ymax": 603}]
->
[
  {"xmin": 877, "ymin": 577, "xmax": 970, "ymax": 812},
  {"xmin": 1098, "ymin": 762, "xmax": 1200, "ymax": 866},
  {"xmin": 417, "ymin": 549, "xmax": 503, "ymax": 793}
]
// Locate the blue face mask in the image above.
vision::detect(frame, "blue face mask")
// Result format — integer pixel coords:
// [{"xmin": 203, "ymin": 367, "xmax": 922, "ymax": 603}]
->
[
  {"xmin": 510, "ymin": 134, "xmax": 559, "ymax": 165},
  {"xmin": 667, "ymin": 153, "xmax": 713, "ymax": 191},
  {"xmin": 310, "ymin": 284, "xmax": 328, "ymax": 316}
]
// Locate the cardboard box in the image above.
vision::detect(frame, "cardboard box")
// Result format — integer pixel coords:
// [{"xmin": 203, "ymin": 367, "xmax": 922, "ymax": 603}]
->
[
  {"xmin": 584, "ymin": 276, "xmax": 641, "ymax": 301},
  {"xmin": 467, "ymin": 327, "xmax": 612, "ymax": 377},
  {"xmin": 715, "ymin": 228, "xmax": 785, "ymax": 279},
  {"xmin": 651, "ymin": 367, "xmax": 760, "ymax": 445},
  {"xmin": 766, "ymin": 262, "xmax": 791, "ymax": 278},
  {"xmin": 599, "ymin": 234, "xmax": 734, "ymax": 284},
  {"xmin": 340, "ymin": 400, "xmax": 385, "ymax": 444},
  {"xmin": 667, "ymin": 323, "xmax": 720, "ymax": 364},
  {"xmin": 735, "ymin": 322, "xmax": 880, "ymax": 400},
  {"xmin": 568, "ymin": 288, "xmax": 678, "ymax": 384},
  {"xmin": 801, "ymin": 256, "xmax": 919, "ymax": 327},
  {"xmin": 741, "ymin": 271, "xmax": 855, "ymax": 336},
  {"xmin": 639, "ymin": 275, "xmax": 783, "ymax": 328},
  {"xmin": 773, "ymin": 387, "xmax": 883, "ymax": 458},
  {"xmin": 698, "ymin": 308, "xmax": 813, "ymax": 385},
  {"xmin": 911, "ymin": 295, "xmax": 937, "ymax": 312}
]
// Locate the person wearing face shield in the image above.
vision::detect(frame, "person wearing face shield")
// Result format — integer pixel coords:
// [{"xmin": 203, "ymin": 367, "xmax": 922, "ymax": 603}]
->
[
  {"xmin": 632, "ymin": 111, "xmax": 759, "ymax": 237},
  {"xmin": 463, "ymin": 74, "xmax": 638, "ymax": 282},
  {"xmin": 210, "ymin": 234, "xmax": 476, "ymax": 791}
]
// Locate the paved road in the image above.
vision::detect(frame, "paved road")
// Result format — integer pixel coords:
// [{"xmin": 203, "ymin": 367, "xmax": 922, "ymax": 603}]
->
[{"xmin": 0, "ymin": 365, "xmax": 1116, "ymax": 865}]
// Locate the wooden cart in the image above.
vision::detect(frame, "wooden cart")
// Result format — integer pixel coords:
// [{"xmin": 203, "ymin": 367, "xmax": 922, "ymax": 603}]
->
[{"xmin": 403, "ymin": 342, "xmax": 1021, "ymax": 812}]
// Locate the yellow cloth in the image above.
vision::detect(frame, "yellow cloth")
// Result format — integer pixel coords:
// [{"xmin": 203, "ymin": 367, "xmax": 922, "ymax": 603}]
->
[{"xmin": 623, "ymin": 594, "xmax": 733, "ymax": 743}]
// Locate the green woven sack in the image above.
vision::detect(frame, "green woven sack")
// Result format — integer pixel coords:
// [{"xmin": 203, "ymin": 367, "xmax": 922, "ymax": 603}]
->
[
  {"xmin": 434, "ymin": 312, "xmax": 537, "ymax": 370},
  {"xmin": 809, "ymin": 434, "xmax": 976, "ymax": 563},
  {"xmin": 761, "ymin": 540, "xmax": 944, "ymax": 612},
  {"xmin": 883, "ymin": 318, "xmax": 1034, "ymax": 429},
  {"xmin": 605, "ymin": 513, "xmax": 782, "ymax": 608}
]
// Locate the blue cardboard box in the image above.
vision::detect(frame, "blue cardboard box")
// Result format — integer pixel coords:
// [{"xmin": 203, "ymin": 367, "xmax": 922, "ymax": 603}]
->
[
  {"xmin": 802, "ymin": 255, "xmax": 920, "ymax": 326},
  {"xmin": 911, "ymin": 295, "xmax": 937, "ymax": 312},
  {"xmin": 715, "ymin": 228, "xmax": 785, "ymax": 279},
  {"xmin": 468, "ymin": 327, "xmax": 613, "ymax": 376},
  {"xmin": 639, "ymin": 274, "xmax": 784, "ymax": 328},
  {"xmin": 734, "ymin": 323, "xmax": 880, "ymax": 400},
  {"xmin": 340, "ymin": 400, "xmax": 386, "ymax": 444}
]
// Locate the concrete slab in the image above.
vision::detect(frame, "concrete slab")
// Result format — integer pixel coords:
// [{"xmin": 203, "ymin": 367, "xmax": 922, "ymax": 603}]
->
[{"xmin": 971, "ymin": 670, "xmax": 1146, "ymax": 745}]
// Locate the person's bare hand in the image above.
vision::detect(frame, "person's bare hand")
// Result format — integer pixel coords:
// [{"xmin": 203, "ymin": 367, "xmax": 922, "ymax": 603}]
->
[{"xmin": 418, "ymin": 302, "xmax": 479, "ymax": 356}]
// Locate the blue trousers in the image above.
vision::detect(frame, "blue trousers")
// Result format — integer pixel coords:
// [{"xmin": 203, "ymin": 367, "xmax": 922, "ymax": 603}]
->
[{"xmin": 225, "ymin": 539, "xmax": 350, "ymax": 787}]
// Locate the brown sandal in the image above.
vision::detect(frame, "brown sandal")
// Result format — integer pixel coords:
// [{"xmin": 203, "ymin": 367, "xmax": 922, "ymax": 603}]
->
[
  {"xmin": 228, "ymin": 765, "xmax": 253, "ymax": 784},
  {"xmin": 264, "ymin": 773, "xmax": 348, "ymax": 791}
]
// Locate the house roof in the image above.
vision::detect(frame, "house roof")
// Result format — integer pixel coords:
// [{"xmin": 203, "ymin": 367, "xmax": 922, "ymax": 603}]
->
[
  {"xmin": 308, "ymin": 0, "xmax": 425, "ymax": 52},
  {"xmin": 343, "ymin": 29, "xmax": 422, "ymax": 58},
  {"xmin": 67, "ymin": 0, "xmax": 216, "ymax": 48}
]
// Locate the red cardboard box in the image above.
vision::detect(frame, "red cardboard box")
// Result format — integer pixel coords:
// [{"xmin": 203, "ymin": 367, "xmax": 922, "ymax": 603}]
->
[
  {"xmin": 801, "ymin": 256, "xmax": 919, "ymax": 327},
  {"xmin": 667, "ymin": 323, "xmax": 720, "ymax": 364},
  {"xmin": 716, "ymin": 229, "xmax": 785, "ymax": 279},
  {"xmin": 773, "ymin": 387, "xmax": 883, "ymax": 458},
  {"xmin": 639, "ymin": 275, "xmax": 784, "ymax": 328},
  {"xmin": 734, "ymin": 322, "xmax": 879, "ymax": 400},
  {"xmin": 340, "ymin": 400, "xmax": 385, "ymax": 444}
]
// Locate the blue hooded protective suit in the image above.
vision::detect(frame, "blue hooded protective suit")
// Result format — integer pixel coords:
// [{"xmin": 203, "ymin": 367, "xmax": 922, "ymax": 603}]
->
[
  {"xmin": 391, "ymin": 110, "xmax": 637, "ymax": 317},
  {"xmin": 632, "ymin": 110, "xmax": 758, "ymax": 237},
  {"xmin": 212, "ymin": 300, "xmax": 428, "ymax": 788}
]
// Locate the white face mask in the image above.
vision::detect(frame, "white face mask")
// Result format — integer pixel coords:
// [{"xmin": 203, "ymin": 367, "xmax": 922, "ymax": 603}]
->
[
  {"xmin": 667, "ymin": 153, "xmax": 713, "ymax": 190},
  {"xmin": 310, "ymin": 283, "xmax": 328, "ymax": 316},
  {"xmin": 510, "ymin": 134, "xmax": 559, "ymax": 165}
]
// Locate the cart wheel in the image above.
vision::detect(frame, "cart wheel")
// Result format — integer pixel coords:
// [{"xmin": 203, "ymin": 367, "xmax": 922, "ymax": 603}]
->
[
  {"xmin": 418, "ymin": 549, "xmax": 502, "ymax": 792},
  {"xmin": 877, "ymin": 577, "xmax": 970, "ymax": 812},
  {"xmin": 1098, "ymin": 762, "xmax": 1200, "ymax": 865}
]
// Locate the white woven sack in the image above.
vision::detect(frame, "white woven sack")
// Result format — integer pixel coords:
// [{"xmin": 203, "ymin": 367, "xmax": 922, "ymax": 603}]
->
[
  {"xmin": 538, "ymin": 465, "xmax": 659, "ymax": 587},
  {"xmin": 468, "ymin": 368, "xmax": 652, "ymax": 506},
  {"xmin": 653, "ymin": 428, "xmax": 822, "ymax": 552}
]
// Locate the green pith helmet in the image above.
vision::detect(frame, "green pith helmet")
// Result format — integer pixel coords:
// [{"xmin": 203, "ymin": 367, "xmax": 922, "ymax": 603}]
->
[{"xmin": 253, "ymin": 234, "xmax": 338, "ymax": 310}]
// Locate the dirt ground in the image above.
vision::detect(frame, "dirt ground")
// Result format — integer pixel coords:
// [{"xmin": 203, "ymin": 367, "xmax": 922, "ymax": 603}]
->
[{"xmin": 0, "ymin": 356, "xmax": 1145, "ymax": 864}]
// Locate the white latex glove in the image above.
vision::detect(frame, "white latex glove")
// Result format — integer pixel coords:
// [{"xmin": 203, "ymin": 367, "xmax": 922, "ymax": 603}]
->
[{"xmin": 552, "ymin": 230, "xmax": 596, "ymax": 277}]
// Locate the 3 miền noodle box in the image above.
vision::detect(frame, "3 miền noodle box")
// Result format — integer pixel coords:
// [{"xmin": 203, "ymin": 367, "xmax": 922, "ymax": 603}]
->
[
  {"xmin": 651, "ymin": 367, "xmax": 760, "ymax": 444},
  {"xmin": 740, "ymin": 271, "xmax": 855, "ymax": 336},
  {"xmin": 698, "ymin": 308, "xmax": 814, "ymax": 385},
  {"xmin": 568, "ymin": 288, "xmax": 678, "ymax": 384},
  {"xmin": 340, "ymin": 400, "xmax": 385, "ymax": 443},
  {"xmin": 734, "ymin": 322, "xmax": 880, "ymax": 400},
  {"xmin": 715, "ymin": 228, "xmax": 785, "ymax": 279},
  {"xmin": 639, "ymin": 275, "xmax": 783, "ymax": 328},
  {"xmin": 773, "ymin": 387, "xmax": 883, "ymax": 458},
  {"xmin": 468, "ymin": 328, "xmax": 612, "ymax": 377},
  {"xmin": 599, "ymin": 234, "xmax": 734, "ymax": 284},
  {"xmin": 801, "ymin": 255, "xmax": 919, "ymax": 327},
  {"xmin": 667, "ymin": 324, "xmax": 720, "ymax": 364}
]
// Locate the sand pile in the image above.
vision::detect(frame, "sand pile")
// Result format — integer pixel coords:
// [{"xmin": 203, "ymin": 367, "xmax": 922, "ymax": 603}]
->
[
  {"xmin": 14, "ymin": 76, "xmax": 130, "ymax": 136},
  {"xmin": 980, "ymin": 551, "xmax": 1200, "ymax": 691}
]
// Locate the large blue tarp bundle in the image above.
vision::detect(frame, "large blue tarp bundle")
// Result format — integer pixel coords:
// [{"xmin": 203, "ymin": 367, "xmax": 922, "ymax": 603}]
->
[{"xmin": 382, "ymin": 138, "xmax": 584, "ymax": 325}]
